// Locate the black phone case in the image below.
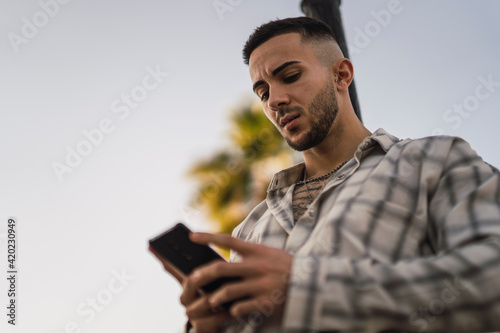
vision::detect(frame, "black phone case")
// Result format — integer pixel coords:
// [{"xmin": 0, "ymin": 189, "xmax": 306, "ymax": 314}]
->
[{"xmin": 149, "ymin": 223, "xmax": 241, "ymax": 296}]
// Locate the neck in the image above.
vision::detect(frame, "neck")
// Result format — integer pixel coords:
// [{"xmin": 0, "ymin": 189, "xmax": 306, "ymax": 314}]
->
[{"xmin": 302, "ymin": 118, "xmax": 371, "ymax": 179}]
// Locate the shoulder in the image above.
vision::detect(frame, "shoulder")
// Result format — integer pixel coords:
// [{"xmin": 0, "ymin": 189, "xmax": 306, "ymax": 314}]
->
[
  {"xmin": 385, "ymin": 131, "xmax": 486, "ymax": 167},
  {"xmin": 370, "ymin": 129, "xmax": 497, "ymax": 183},
  {"xmin": 373, "ymin": 128, "xmax": 473, "ymax": 150},
  {"xmin": 394, "ymin": 134, "xmax": 499, "ymax": 188}
]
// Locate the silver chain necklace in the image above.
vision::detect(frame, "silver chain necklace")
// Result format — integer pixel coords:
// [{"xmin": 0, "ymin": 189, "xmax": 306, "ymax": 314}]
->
[
  {"xmin": 298, "ymin": 160, "xmax": 349, "ymax": 207},
  {"xmin": 296, "ymin": 160, "xmax": 349, "ymax": 186}
]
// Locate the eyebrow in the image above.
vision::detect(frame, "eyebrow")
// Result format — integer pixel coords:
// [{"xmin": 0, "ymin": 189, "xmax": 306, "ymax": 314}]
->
[{"xmin": 252, "ymin": 61, "xmax": 301, "ymax": 93}]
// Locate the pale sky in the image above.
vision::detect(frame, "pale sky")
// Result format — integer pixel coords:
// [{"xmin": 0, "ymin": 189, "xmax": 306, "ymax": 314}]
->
[{"xmin": 1, "ymin": 1, "xmax": 499, "ymax": 332}]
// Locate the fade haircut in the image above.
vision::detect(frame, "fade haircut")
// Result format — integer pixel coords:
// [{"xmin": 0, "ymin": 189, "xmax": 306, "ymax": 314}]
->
[{"xmin": 242, "ymin": 16, "xmax": 337, "ymax": 65}]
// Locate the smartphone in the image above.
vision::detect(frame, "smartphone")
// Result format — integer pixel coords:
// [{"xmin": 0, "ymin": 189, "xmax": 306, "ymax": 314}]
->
[{"xmin": 149, "ymin": 223, "xmax": 241, "ymax": 305}]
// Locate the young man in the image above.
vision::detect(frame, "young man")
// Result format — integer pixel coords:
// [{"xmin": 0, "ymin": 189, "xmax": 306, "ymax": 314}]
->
[{"xmin": 155, "ymin": 17, "xmax": 500, "ymax": 332}]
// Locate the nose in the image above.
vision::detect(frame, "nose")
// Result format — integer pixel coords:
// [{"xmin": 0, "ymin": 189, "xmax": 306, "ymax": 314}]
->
[{"xmin": 268, "ymin": 85, "xmax": 290, "ymax": 112}]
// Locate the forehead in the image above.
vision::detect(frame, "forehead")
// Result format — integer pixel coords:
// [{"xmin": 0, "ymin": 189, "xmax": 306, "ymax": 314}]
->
[{"xmin": 248, "ymin": 33, "xmax": 317, "ymax": 82}]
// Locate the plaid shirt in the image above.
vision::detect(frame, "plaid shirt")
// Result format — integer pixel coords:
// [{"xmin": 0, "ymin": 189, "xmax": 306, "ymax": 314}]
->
[{"xmin": 224, "ymin": 128, "xmax": 500, "ymax": 333}]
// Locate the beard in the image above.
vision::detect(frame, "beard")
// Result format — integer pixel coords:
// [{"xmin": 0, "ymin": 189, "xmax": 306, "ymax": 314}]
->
[{"xmin": 283, "ymin": 75, "xmax": 339, "ymax": 151}]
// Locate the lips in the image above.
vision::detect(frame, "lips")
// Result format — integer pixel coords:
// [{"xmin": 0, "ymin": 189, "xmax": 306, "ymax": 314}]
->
[{"xmin": 279, "ymin": 114, "xmax": 300, "ymax": 128}]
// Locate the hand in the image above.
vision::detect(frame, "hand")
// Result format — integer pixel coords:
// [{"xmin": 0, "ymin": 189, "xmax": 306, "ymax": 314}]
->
[
  {"xmin": 149, "ymin": 246, "xmax": 233, "ymax": 332},
  {"xmin": 182, "ymin": 232, "xmax": 293, "ymax": 330}
]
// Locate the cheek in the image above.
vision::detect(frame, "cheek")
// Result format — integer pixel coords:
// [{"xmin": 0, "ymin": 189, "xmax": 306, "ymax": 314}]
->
[
  {"xmin": 263, "ymin": 108, "xmax": 276, "ymax": 123},
  {"xmin": 292, "ymin": 81, "xmax": 315, "ymax": 106}
]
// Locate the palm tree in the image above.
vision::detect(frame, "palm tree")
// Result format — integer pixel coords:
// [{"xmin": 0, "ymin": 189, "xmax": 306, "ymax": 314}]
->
[{"xmin": 188, "ymin": 100, "xmax": 296, "ymax": 249}]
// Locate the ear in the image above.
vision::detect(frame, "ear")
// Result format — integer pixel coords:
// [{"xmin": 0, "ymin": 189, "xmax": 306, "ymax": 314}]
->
[{"xmin": 332, "ymin": 58, "xmax": 354, "ymax": 91}]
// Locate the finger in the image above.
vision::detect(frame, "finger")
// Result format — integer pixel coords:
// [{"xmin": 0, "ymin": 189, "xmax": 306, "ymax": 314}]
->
[
  {"xmin": 181, "ymin": 259, "xmax": 229, "ymax": 306},
  {"xmin": 191, "ymin": 311, "xmax": 234, "ymax": 333},
  {"xmin": 228, "ymin": 297, "xmax": 268, "ymax": 319},
  {"xmin": 190, "ymin": 260, "xmax": 263, "ymax": 292},
  {"xmin": 180, "ymin": 274, "xmax": 202, "ymax": 307},
  {"xmin": 208, "ymin": 277, "xmax": 263, "ymax": 308},
  {"xmin": 185, "ymin": 294, "xmax": 221, "ymax": 319},
  {"xmin": 182, "ymin": 260, "xmax": 258, "ymax": 308},
  {"xmin": 181, "ymin": 261, "xmax": 229, "ymax": 307},
  {"xmin": 190, "ymin": 232, "xmax": 261, "ymax": 256},
  {"xmin": 182, "ymin": 259, "xmax": 259, "ymax": 307},
  {"xmin": 148, "ymin": 246, "xmax": 185, "ymax": 284}
]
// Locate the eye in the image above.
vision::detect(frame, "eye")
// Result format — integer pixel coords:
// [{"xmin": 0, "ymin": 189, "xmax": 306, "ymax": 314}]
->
[
  {"xmin": 283, "ymin": 73, "xmax": 300, "ymax": 83},
  {"xmin": 260, "ymin": 91, "xmax": 269, "ymax": 102}
]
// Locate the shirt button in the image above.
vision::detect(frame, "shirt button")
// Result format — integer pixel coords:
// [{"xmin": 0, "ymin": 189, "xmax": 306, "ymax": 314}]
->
[
  {"xmin": 309, "ymin": 209, "xmax": 315, "ymax": 217},
  {"xmin": 337, "ymin": 174, "xmax": 345, "ymax": 180},
  {"xmin": 273, "ymin": 203, "xmax": 279, "ymax": 208}
]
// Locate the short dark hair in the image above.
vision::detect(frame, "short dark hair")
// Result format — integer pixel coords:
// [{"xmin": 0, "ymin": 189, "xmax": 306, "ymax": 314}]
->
[{"xmin": 242, "ymin": 16, "xmax": 337, "ymax": 65}]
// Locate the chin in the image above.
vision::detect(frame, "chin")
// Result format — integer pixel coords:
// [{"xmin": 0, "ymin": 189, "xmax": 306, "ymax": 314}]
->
[{"xmin": 285, "ymin": 136, "xmax": 310, "ymax": 152}]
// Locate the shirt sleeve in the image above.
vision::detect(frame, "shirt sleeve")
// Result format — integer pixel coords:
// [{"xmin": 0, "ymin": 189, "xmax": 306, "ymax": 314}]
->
[{"xmin": 283, "ymin": 138, "xmax": 500, "ymax": 332}]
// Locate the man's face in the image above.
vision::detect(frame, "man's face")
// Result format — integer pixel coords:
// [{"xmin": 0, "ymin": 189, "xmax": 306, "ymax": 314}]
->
[{"xmin": 249, "ymin": 33, "xmax": 339, "ymax": 151}]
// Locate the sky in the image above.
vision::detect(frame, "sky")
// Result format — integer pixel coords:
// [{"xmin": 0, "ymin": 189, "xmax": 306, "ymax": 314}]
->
[{"xmin": 1, "ymin": 1, "xmax": 500, "ymax": 332}]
